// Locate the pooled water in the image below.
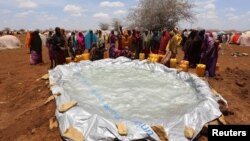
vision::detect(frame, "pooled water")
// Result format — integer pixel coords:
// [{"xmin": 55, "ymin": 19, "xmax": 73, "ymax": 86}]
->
[{"xmin": 62, "ymin": 64, "xmax": 200, "ymax": 124}]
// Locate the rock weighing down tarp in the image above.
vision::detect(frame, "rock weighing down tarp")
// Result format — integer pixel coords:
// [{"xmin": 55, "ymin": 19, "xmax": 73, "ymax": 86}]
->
[{"xmin": 49, "ymin": 57, "xmax": 224, "ymax": 141}]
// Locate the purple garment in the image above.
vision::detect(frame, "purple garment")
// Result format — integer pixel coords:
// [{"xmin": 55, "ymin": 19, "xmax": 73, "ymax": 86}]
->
[
  {"xmin": 120, "ymin": 48, "xmax": 133, "ymax": 59},
  {"xmin": 201, "ymin": 33, "xmax": 219, "ymax": 77},
  {"xmin": 30, "ymin": 50, "xmax": 43, "ymax": 65},
  {"xmin": 77, "ymin": 32, "xmax": 85, "ymax": 50},
  {"xmin": 30, "ymin": 31, "xmax": 43, "ymax": 65},
  {"xmin": 47, "ymin": 44, "xmax": 54, "ymax": 60},
  {"xmin": 109, "ymin": 44, "xmax": 116, "ymax": 59},
  {"xmin": 110, "ymin": 34, "xmax": 116, "ymax": 45}
]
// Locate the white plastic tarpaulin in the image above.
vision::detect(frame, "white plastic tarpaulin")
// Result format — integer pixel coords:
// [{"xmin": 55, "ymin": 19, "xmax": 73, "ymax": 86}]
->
[{"xmin": 49, "ymin": 57, "xmax": 223, "ymax": 141}]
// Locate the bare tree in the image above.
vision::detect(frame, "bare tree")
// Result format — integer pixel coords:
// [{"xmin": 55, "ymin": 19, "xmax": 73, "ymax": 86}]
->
[
  {"xmin": 19, "ymin": 29, "xmax": 25, "ymax": 33},
  {"xmin": 112, "ymin": 18, "xmax": 122, "ymax": 31},
  {"xmin": 3, "ymin": 27, "xmax": 11, "ymax": 34},
  {"xmin": 99, "ymin": 22, "xmax": 109, "ymax": 31},
  {"xmin": 128, "ymin": 0, "xmax": 194, "ymax": 31}
]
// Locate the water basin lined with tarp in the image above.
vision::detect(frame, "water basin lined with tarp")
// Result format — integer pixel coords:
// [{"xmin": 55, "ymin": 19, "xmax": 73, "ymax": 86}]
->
[{"xmin": 49, "ymin": 57, "xmax": 223, "ymax": 141}]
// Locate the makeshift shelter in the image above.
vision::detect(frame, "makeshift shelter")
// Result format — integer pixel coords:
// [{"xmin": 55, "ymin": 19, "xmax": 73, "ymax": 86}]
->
[
  {"xmin": 239, "ymin": 33, "xmax": 250, "ymax": 47},
  {"xmin": 39, "ymin": 33, "xmax": 47, "ymax": 47},
  {"xmin": 230, "ymin": 33, "xmax": 241, "ymax": 44},
  {"xmin": 244, "ymin": 31, "xmax": 250, "ymax": 35},
  {"xmin": 0, "ymin": 35, "xmax": 21, "ymax": 50},
  {"xmin": 49, "ymin": 57, "xmax": 225, "ymax": 141}
]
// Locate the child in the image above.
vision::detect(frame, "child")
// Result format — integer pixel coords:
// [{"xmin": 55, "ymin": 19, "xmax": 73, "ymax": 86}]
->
[{"xmin": 90, "ymin": 43, "xmax": 106, "ymax": 61}]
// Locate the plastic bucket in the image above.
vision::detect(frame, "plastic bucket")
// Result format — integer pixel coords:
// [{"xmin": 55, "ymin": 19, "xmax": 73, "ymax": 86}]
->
[
  {"xmin": 196, "ymin": 64, "xmax": 206, "ymax": 77},
  {"xmin": 170, "ymin": 58, "xmax": 177, "ymax": 68}
]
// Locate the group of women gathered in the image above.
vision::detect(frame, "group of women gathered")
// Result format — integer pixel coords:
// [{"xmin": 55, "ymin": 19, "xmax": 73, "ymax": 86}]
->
[{"xmin": 25, "ymin": 26, "xmax": 220, "ymax": 77}]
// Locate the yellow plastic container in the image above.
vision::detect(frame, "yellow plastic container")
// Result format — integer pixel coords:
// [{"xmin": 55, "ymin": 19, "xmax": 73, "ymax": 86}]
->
[
  {"xmin": 180, "ymin": 64, "xmax": 188, "ymax": 72},
  {"xmin": 148, "ymin": 53, "xmax": 153, "ymax": 60},
  {"xmin": 66, "ymin": 57, "xmax": 72, "ymax": 64},
  {"xmin": 180, "ymin": 60, "xmax": 189, "ymax": 70},
  {"xmin": 74, "ymin": 58, "xmax": 78, "ymax": 62},
  {"xmin": 196, "ymin": 64, "xmax": 206, "ymax": 77},
  {"xmin": 139, "ymin": 53, "xmax": 145, "ymax": 60},
  {"xmin": 82, "ymin": 53, "xmax": 90, "ymax": 60},
  {"xmin": 151, "ymin": 54, "xmax": 159, "ymax": 63},
  {"xmin": 157, "ymin": 55, "xmax": 164, "ymax": 63},
  {"xmin": 152, "ymin": 57, "xmax": 158, "ymax": 63},
  {"xmin": 180, "ymin": 60, "xmax": 189, "ymax": 66},
  {"xmin": 74, "ymin": 55, "xmax": 82, "ymax": 62},
  {"xmin": 103, "ymin": 51, "xmax": 109, "ymax": 59},
  {"xmin": 170, "ymin": 58, "xmax": 177, "ymax": 68},
  {"xmin": 148, "ymin": 54, "xmax": 154, "ymax": 62}
]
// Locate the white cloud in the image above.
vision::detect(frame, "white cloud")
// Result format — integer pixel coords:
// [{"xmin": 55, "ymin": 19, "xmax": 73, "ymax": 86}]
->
[
  {"xmin": 225, "ymin": 12, "xmax": 240, "ymax": 21},
  {"xmin": 99, "ymin": 1, "xmax": 124, "ymax": 8},
  {"xmin": 206, "ymin": 12, "xmax": 217, "ymax": 20},
  {"xmin": 204, "ymin": 3, "xmax": 215, "ymax": 10},
  {"xmin": 194, "ymin": 0, "xmax": 217, "ymax": 20},
  {"xmin": 63, "ymin": 4, "xmax": 83, "ymax": 17},
  {"xmin": 15, "ymin": 10, "xmax": 33, "ymax": 17},
  {"xmin": 224, "ymin": 8, "xmax": 236, "ymax": 12},
  {"xmin": 38, "ymin": 12, "xmax": 58, "ymax": 21},
  {"xmin": 17, "ymin": 0, "xmax": 37, "ymax": 8},
  {"xmin": 114, "ymin": 10, "xmax": 127, "ymax": 15},
  {"xmin": 93, "ymin": 12, "xmax": 110, "ymax": 19},
  {"xmin": 246, "ymin": 11, "xmax": 250, "ymax": 15},
  {"xmin": 227, "ymin": 16, "xmax": 240, "ymax": 21},
  {"xmin": 186, "ymin": 0, "xmax": 221, "ymax": 29}
]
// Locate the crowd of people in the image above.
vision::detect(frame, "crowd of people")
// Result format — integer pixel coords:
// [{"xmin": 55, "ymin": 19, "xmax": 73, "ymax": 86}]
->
[
  {"xmin": 182, "ymin": 29, "xmax": 220, "ymax": 77},
  {"xmin": 25, "ymin": 26, "xmax": 220, "ymax": 77}
]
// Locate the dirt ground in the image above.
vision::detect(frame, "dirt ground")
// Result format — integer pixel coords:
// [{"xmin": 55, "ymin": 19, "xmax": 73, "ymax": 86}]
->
[{"xmin": 0, "ymin": 35, "xmax": 249, "ymax": 141}]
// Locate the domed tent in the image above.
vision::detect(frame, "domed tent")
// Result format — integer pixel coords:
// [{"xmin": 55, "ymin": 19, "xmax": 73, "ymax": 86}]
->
[
  {"xmin": 0, "ymin": 35, "xmax": 21, "ymax": 50},
  {"xmin": 239, "ymin": 32, "xmax": 250, "ymax": 47},
  {"xmin": 230, "ymin": 33, "xmax": 241, "ymax": 44},
  {"xmin": 244, "ymin": 31, "xmax": 250, "ymax": 35}
]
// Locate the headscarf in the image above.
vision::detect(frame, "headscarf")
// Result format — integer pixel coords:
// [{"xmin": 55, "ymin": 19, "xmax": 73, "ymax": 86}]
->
[
  {"xmin": 30, "ymin": 30, "xmax": 42, "ymax": 52},
  {"xmin": 77, "ymin": 32, "xmax": 84, "ymax": 47},
  {"xmin": 55, "ymin": 27, "xmax": 61, "ymax": 36},
  {"xmin": 205, "ymin": 32, "xmax": 215, "ymax": 48},
  {"xmin": 198, "ymin": 29, "xmax": 206, "ymax": 40}
]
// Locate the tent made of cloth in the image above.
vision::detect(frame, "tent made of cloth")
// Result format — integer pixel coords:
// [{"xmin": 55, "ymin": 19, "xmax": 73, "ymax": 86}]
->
[
  {"xmin": 0, "ymin": 35, "xmax": 21, "ymax": 50},
  {"xmin": 239, "ymin": 34, "xmax": 250, "ymax": 47},
  {"xmin": 244, "ymin": 31, "xmax": 250, "ymax": 35},
  {"xmin": 39, "ymin": 33, "xmax": 47, "ymax": 47},
  {"xmin": 230, "ymin": 33, "xmax": 241, "ymax": 44}
]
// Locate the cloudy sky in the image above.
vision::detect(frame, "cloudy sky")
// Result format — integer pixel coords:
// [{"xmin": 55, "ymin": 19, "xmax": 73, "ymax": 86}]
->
[{"xmin": 0, "ymin": 0, "xmax": 249, "ymax": 31}]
